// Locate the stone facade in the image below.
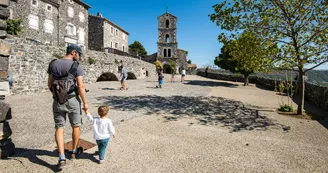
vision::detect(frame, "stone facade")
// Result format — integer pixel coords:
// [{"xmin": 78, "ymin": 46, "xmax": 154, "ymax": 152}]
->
[
  {"xmin": 8, "ymin": 0, "xmax": 90, "ymax": 49},
  {"xmin": 197, "ymin": 70, "xmax": 328, "ymax": 119},
  {"xmin": 88, "ymin": 14, "xmax": 129, "ymax": 52},
  {"xmin": 0, "ymin": 0, "xmax": 15, "ymax": 159},
  {"xmin": 144, "ymin": 12, "xmax": 188, "ymax": 73},
  {"xmin": 6, "ymin": 36, "xmax": 156, "ymax": 94}
]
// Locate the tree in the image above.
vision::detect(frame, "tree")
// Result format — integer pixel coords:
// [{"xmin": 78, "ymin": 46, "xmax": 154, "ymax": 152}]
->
[
  {"xmin": 7, "ymin": 18, "xmax": 23, "ymax": 35},
  {"xmin": 187, "ymin": 59, "xmax": 192, "ymax": 64},
  {"xmin": 168, "ymin": 60, "xmax": 177, "ymax": 74},
  {"xmin": 154, "ymin": 60, "xmax": 163, "ymax": 70},
  {"xmin": 215, "ymin": 31, "xmax": 277, "ymax": 86},
  {"xmin": 128, "ymin": 41, "xmax": 147, "ymax": 57},
  {"xmin": 209, "ymin": 0, "xmax": 328, "ymax": 115}
]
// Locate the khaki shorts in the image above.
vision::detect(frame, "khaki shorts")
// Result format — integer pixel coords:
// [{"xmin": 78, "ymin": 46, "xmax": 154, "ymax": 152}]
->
[{"xmin": 53, "ymin": 97, "xmax": 82, "ymax": 129}]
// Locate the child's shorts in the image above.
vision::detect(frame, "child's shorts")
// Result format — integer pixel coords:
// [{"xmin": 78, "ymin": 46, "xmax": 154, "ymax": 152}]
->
[{"xmin": 159, "ymin": 79, "xmax": 163, "ymax": 84}]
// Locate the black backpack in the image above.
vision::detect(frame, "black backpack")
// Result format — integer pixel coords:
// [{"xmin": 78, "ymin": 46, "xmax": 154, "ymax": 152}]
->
[{"xmin": 48, "ymin": 60, "xmax": 79, "ymax": 104}]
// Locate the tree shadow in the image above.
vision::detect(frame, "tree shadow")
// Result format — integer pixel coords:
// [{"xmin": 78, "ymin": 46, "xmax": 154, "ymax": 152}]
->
[
  {"xmin": 97, "ymin": 95, "xmax": 287, "ymax": 132},
  {"xmin": 8, "ymin": 148, "xmax": 98, "ymax": 172},
  {"xmin": 184, "ymin": 80, "xmax": 239, "ymax": 88}
]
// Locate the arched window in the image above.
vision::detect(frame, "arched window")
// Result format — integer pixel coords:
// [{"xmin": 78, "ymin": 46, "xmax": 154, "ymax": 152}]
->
[
  {"xmin": 164, "ymin": 48, "xmax": 167, "ymax": 57},
  {"xmin": 168, "ymin": 49, "xmax": 171, "ymax": 57},
  {"xmin": 166, "ymin": 20, "xmax": 169, "ymax": 28},
  {"xmin": 165, "ymin": 34, "xmax": 170, "ymax": 43}
]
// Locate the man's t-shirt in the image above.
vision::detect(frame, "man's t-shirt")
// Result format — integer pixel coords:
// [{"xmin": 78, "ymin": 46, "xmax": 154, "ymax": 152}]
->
[
  {"xmin": 48, "ymin": 59, "xmax": 84, "ymax": 95},
  {"xmin": 48, "ymin": 59, "xmax": 84, "ymax": 79}
]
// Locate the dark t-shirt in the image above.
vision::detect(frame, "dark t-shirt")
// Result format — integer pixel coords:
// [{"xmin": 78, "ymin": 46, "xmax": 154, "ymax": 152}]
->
[{"xmin": 48, "ymin": 59, "xmax": 84, "ymax": 78}]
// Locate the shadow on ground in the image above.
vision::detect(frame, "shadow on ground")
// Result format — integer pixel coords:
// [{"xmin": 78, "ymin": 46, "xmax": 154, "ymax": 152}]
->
[
  {"xmin": 8, "ymin": 148, "xmax": 98, "ymax": 172},
  {"xmin": 184, "ymin": 80, "xmax": 239, "ymax": 87},
  {"xmin": 97, "ymin": 95, "xmax": 287, "ymax": 132}
]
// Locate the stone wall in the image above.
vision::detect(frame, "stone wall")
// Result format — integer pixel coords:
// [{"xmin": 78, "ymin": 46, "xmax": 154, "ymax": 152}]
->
[
  {"xmin": 197, "ymin": 70, "xmax": 328, "ymax": 112},
  {"xmin": 7, "ymin": 37, "xmax": 157, "ymax": 94},
  {"xmin": 88, "ymin": 15, "xmax": 103, "ymax": 51},
  {"xmin": 9, "ymin": 0, "xmax": 60, "ymax": 46}
]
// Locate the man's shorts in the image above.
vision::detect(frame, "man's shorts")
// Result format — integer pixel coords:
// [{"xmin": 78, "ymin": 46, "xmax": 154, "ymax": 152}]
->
[
  {"xmin": 53, "ymin": 97, "xmax": 82, "ymax": 129},
  {"xmin": 159, "ymin": 79, "xmax": 163, "ymax": 84},
  {"xmin": 121, "ymin": 77, "xmax": 126, "ymax": 83}
]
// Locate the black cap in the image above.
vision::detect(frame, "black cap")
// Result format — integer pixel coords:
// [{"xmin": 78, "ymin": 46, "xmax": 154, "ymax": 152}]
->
[{"xmin": 67, "ymin": 44, "xmax": 83, "ymax": 56}]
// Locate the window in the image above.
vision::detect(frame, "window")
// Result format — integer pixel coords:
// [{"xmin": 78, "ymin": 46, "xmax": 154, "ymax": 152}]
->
[
  {"xmin": 31, "ymin": 0, "xmax": 38, "ymax": 7},
  {"xmin": 165, "ymin": 34, "xmax": 170, "ymax": 43},
  {"xmin": 78, "ymin": 28, "xmax": 85, "ymax": 44},
  {"xmin": 79, "ymin": 12, "xmax": 85, "ymax": 22},
  {"xmin": 28, "ymin": 14, "xmax": 39, "ymax": 30},
  {"xmin": 67, "ymin": 7, "xmax": 74, "ymax": 18},
  {"xmin": 115, "ymin": 29, "xmax": 118, "ymax": 36},
  {"xmin": 123, "ymin": 46, "xmax": 125, "ymax": 52},
  {"xmin": 164, "ymin": 48, "xmax": 167, "ymax": 57},
  {"xmin": 111, "ymin": 42, "xmax": 112, "ymax": 48},
  {"xmin": 111, "ymin": 27, "xmax": 113, "ymax": 34},
  {"xmin": 67, "ymin": 23, "xmax": 75, "ymax": 35},
  {"xmin": 46, "ymin": 4, "xmax": 52, "ymax": 12},
  {"xmin": 9, "ymin": 9, "xmax": 13, "ymax": 19},
  {"xmin": 44, "ymin": 19, "xmax": 54, "ymax": 33},
  {"xmin": 166, "ymin": 19, "xmax": 169, "ymax": 28},
  {"xmin": 122, "ymin": 33, "xmax": 125, "ymax": 40},
  {"xmin": 168, "ymin": 49, "xmax": 171, "ymax": 57},
  {"xmin": 115, "ymin": 42, "xmax": 118, "ymax": 49}
]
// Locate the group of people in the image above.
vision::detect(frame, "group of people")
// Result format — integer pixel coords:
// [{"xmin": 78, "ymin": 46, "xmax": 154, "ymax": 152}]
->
[
  {"xmin": 156, "ymin": 67, "xmax": 186, "ymax": 88},
  {"xmin": 47, "ymin": 44, "xmax": 188, "ymax": 170}
]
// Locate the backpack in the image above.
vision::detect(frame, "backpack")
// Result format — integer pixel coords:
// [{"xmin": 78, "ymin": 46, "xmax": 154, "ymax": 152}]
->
[{"xmin": 48, "ymin": 60, "xmax": 79, "ymax": 104}]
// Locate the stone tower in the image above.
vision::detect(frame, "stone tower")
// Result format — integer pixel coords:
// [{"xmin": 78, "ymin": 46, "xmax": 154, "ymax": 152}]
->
[{"xmin": 157, "ymin": 12, "xmax": 178, "ymax": 61}]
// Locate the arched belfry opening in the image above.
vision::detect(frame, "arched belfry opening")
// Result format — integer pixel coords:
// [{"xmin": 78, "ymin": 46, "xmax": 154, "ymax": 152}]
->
[
  {"xmin": 166, "ymin": 19, "xmax": 169, "ymax": 28},
  {"xmin": 165, "ymin": 34, "xmax": 170, "ymax": 43}
]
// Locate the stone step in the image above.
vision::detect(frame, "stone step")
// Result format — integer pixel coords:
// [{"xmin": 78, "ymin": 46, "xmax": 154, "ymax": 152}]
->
[
  {"xmin": 0, "ymin": 101, "xmax": 11, "ymax": 122},
  {"xmin": 0, "ymin": 141, "xmax": 15, "ymax": 159},
  {"xmin": 0, "ymin": 121, "xmax": 12, "ymax": 140}
]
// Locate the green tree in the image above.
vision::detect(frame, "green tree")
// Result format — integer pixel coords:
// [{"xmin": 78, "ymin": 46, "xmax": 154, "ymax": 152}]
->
[
  {"xmin": 154, "ymin": 60, "xmax": 163, "ymax": 70},
  {"xmin": 168, "ymin": 60, "xmax": 177, "ymax": 74},
  {"xmin": 129, "ymin": 41, "xmax": 147, "ymax": 57},
  {"xmin": 187, "ymin": 59, "xmax": 192, "ymax": 64},
  {"xmin": 7, "ymin": 18, "xmax": 23, "ymax": 35},
  {"xmin": 215, "ymin": 31, "xmax": 277, "ymax": 86},
  {"xmin": 209, "ymin": 0, "xmax": 328, "ymax": 115}
]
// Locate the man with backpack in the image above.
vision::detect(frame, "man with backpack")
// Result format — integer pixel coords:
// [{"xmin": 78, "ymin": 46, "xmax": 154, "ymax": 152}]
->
[{"xmin": 47, "ymin": 44, "xmax": 89, "ymax": 170}]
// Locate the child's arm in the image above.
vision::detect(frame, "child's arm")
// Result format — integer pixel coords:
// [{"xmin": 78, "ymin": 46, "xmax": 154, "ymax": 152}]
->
[
  {"xmin": 85, "ymin": 111, "xmax": 94, "ymax": 122},
  {"xmin": 108, "ymin": 120, "xmax": 116, "ymax": 138}
]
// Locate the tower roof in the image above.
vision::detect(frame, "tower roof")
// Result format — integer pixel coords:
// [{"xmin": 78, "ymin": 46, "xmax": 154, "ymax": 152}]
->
[{"xmin": 158, "ymin": 12, "xmax": 177, "ymax": 19}]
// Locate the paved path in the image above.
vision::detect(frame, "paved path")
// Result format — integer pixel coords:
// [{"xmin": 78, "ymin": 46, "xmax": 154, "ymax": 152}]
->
[{"xmin": 1, "ymin": 75, "xmax": 328, "ymax": 173}]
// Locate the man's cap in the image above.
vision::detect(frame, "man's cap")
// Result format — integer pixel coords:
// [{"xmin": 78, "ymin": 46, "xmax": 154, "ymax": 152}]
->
[{"xmin": 67, "ymin": 44, "xmax": 83, "ymax": 55}]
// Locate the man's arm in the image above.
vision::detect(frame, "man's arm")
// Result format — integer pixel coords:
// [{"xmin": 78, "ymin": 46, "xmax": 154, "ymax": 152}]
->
[
  {"xmin": 48, "ymin": 75, "xmax": 53, "ymax": 90},
  {"xmin": 76, "ymin": 76, "xmax": 88, "ymax": 112}
]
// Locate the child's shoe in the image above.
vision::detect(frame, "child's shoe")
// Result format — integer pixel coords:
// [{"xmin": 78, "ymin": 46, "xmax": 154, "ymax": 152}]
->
[{"xmin": 99, "ymin": 159, "xmax": 105, "ymax": 164}]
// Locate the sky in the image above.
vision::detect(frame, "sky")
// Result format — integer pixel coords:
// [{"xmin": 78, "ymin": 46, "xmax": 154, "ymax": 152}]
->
[{"xmin": 83, "ymin": 0, "xmax": 328, "ymax": 70}]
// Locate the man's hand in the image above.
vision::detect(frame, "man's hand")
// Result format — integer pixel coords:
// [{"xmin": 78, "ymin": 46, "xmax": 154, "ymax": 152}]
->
[{"xmin": 83, "ymin": 103, "xmax": 89, "ymax": 114}]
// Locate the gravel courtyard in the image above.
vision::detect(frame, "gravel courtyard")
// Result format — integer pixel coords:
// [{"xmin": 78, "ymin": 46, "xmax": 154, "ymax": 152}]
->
[{"xmin": 1, "ymin": 75, "xmax": 328, "ymax": 173}]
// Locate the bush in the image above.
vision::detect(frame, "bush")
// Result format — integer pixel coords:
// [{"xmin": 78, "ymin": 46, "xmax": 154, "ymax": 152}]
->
[
  {"xmin": 278, "ymin": 104, "xmax": 293, "ymax": 112},
  {"xmin": 88, "ymin": 57, "xmax": 96, "ymax": 65},
  {"xmin": 7, "ymin": 18, "xmax": 23, "ymax": 35}
]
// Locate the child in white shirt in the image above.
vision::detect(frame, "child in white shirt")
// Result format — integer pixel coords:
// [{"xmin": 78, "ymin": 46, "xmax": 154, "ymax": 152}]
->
[{"xmin": 86, "ymin": 106, "xmax": 115, "ymax": 164}]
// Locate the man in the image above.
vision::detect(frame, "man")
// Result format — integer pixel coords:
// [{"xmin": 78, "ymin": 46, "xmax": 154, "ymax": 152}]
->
[
  {"xmin": 47, "ymin": 44, "xmax": 89, "ymax": 170},
  {"xmin": 120, "ymin": 63, "xmax": 128, "ymax": 90}
]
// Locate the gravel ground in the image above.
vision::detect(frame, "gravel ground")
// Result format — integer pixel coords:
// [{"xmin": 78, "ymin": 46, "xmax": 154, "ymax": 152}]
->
[{"xmin": 1, "ymin": 75, "xmax": 328, "ymax": 173}]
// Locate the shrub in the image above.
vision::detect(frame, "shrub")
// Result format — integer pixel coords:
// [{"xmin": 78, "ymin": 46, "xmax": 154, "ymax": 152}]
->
[
  {"xmin": 278, "ymin": 104, "xmax": 293, "ymax": 112},
  {"xmin": 88, "ymin": 57, "xmax": 96, "ymax": 65},
  {"xmin": 7, "ymin": 18, "xmax": 23, "ymax": 35}
]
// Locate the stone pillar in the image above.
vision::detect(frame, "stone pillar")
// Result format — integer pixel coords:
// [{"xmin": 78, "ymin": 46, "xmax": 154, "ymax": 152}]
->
[{"xmin": 0, "ymin": 0, "xmax": 15, "ymax": 159}]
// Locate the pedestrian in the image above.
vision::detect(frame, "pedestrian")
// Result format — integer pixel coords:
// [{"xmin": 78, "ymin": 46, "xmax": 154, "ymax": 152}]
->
[
  {"xmin": 120, "ymin": 64, "xmax": 128, "ymax": 90},
  {"xmin": 85, "ymin": 106, "xmax": 115, "ymax": 164},
  {"xmin": 181, "ymin": 67, "xmax": 186, "ymax": 82},
  {"xmin": 205, "ymin": 66, "xmax": 209, "ymax": 77},
  {"xmin": 47, "ymin": 44, "xmax": 89, "ymax": 170},
  {"xmin": 157, "ymin": 68, "xmax": 164, "ymax": 88}
]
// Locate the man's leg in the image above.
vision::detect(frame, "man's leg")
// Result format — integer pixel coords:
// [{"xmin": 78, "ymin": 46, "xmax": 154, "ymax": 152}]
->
[
  {"xmin": 55, "ymin": 128, "xmax": 65, "ymax": 157},
  {"xmin": 72, "ymin": 126, "xmax": 80, "ymax": 150}
]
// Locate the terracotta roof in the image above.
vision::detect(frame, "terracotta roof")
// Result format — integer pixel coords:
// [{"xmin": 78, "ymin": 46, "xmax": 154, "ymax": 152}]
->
[
  {"xmin": 89, "ymin": 14, "xmax": 129, "ymax": 35},
  {"xmin": 187, "ymin": 64, "xmax": 197, "ymax": 69},
  {"xmin": 73, "ymin": 0, "xmax": 91, "ymax": 9}
]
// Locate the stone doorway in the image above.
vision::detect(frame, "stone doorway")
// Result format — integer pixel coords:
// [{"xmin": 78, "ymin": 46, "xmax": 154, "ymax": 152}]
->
[
  {"xmin": 96, "ymin": 72, "xmax": 119, "ymax": 82},
  {"xmin": 163, "ymin": 64, "xmax": 172, "ymax": 74}
]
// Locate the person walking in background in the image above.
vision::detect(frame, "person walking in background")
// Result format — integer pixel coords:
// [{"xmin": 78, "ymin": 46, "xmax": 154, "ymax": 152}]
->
[
  {"xmin": 205, "ymin": 67, "xmax": 209, "ymax": 77},
  {"xmin": 181, "ymin": 67, "xmax": 186, "ymax": 82},
  {"xmin": 157, "ymin": 68, "xmax": 164, "ymax": 88},
  {"xmin": 47, "ymin": 44, "xmax": 89, "ymax": 170},
  {"xmin": 120, "ymin": 64, "xmax": 128, "ymax": 90},
  {"xmin": 85, "ymin": 106, "xmax": 115, "ymax": 164}
]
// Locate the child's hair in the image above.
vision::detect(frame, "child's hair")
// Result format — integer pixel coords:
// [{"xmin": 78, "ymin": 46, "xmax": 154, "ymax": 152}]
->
[{"xmin": 98, "ymin": 106, "xmax": 109, "ymax": 117}]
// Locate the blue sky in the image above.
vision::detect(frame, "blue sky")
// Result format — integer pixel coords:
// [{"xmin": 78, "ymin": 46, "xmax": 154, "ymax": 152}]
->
[{"xmin": 83, "ymin": 0, "xmax": 327, "ymax": 70}]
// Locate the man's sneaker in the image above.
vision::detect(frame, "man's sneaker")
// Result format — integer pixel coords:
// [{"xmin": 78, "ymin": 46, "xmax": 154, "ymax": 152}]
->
[
  {"xmin": 57, "ymin": 159, "xmax": 66, "ymax": 170},
  {"xmin": 71, "ymin": 147, "xmax": 83, "ymax": 160}
]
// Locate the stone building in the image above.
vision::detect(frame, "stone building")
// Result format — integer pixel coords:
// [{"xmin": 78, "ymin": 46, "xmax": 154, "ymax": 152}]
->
[
  {"xmin": 88, "ymin": 13, "xmax": 129, "ymax": 52},
  {"xmin": 147, "ymin": 12, "xmax": 188, "ymax": 74},
  {"xmin": 8, "ymin": 0, "xmax": 90, "ymax": 49}
]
